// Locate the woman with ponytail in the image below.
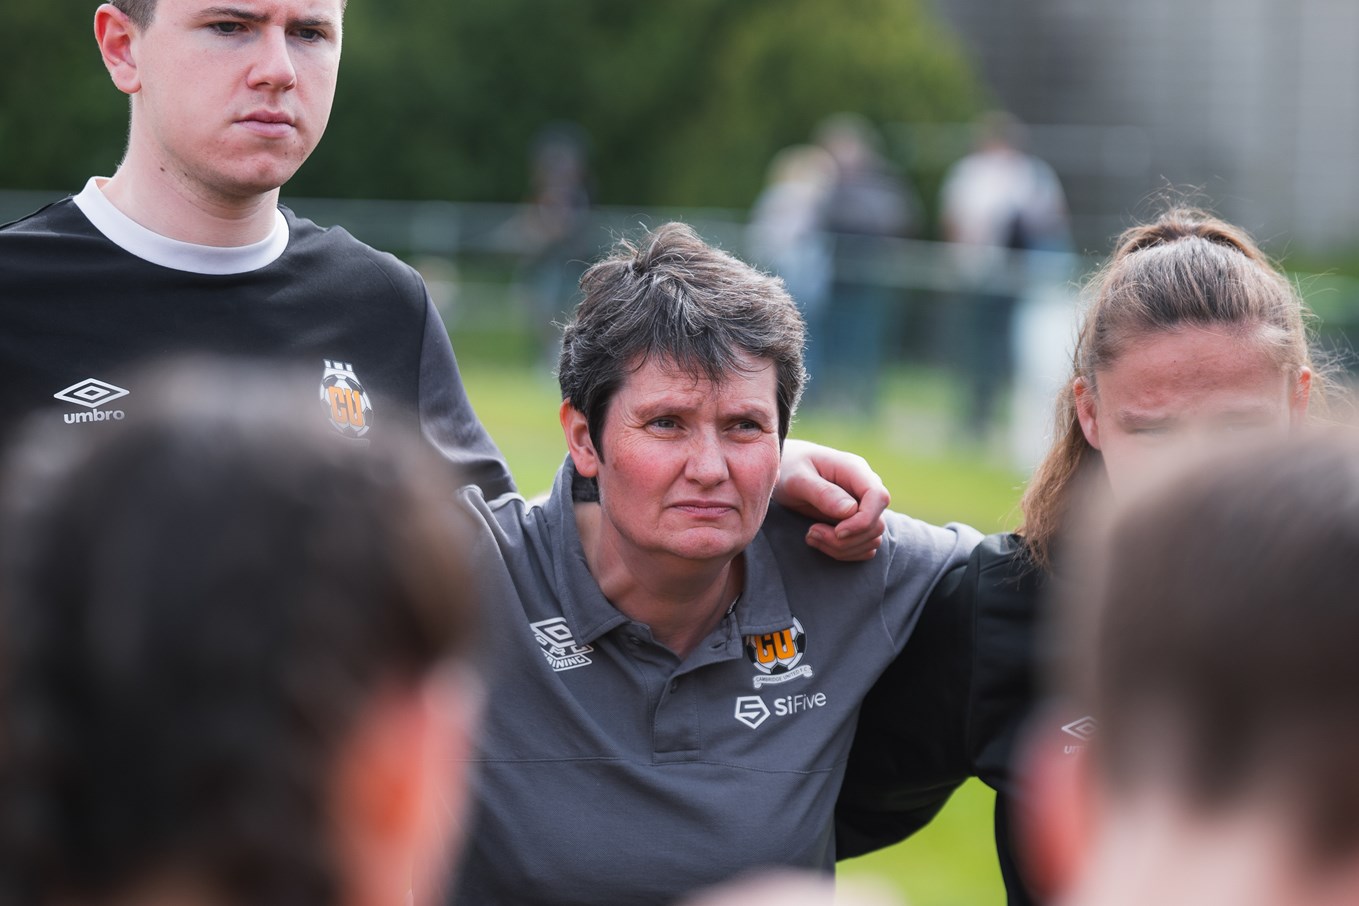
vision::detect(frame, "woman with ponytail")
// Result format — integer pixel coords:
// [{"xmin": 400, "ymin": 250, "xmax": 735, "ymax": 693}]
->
[
  {"xmin": 836, "ymin": 208, "xmax": 1321, "ymax": 904},
  {"xmin": 1020, "ymin": 210, "xmax": 1315, "ymax": 569}
]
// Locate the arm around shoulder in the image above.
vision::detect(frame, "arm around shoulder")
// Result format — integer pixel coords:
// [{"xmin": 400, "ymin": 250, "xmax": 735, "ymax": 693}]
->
[{"xmin": 835, "ymin": 541, "xmax": 980, "ymax": 858}]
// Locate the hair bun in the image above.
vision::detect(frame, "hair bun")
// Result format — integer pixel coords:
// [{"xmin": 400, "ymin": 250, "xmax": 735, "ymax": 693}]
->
[{"xmin": 1114, "ymin": 207, "xmax": 1266, "ymax": 265}]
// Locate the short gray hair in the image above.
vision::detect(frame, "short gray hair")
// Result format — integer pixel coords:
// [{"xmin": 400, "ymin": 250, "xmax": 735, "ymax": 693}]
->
[{"xmin": 558, "ymin": 222, "xmax": 806, "ymax": 459}]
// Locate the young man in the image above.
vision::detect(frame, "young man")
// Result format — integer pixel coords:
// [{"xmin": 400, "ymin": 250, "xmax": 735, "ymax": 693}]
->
[{"xmin": 0, "ymin": 0, "xmax": 514, "ymax": 496}]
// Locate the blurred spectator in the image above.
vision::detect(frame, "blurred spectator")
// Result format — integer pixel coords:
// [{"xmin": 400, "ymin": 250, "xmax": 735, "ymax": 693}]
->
[
  {"xmin": 812, "ymin": 113, "xmax": 922, "ymax": 413},
  {"xmin": 511, "ymin": 122, "xmax": 595, "ymax": 368},
  {"xmin": 1021, "ymin": 431, "xmax": 1359, "ymax": 905},
  {"xmin": 748, "ymin": 143, "xmax": 837, "ymax": 385},
  {"xmin": 0, "ymin": 361, "xmax": 485, "ymax": 906},
  {"xmin": 940, "ymin": 111, "xmax": 1071, "ymax": 444}
]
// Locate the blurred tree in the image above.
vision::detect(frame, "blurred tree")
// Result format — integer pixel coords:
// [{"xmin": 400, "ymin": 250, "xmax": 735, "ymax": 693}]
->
[
  {"xmin": 307, "ymin": 0, "xmax": 736, "ymax": 202},
  {"xmin": 313, "ymin": 0, "xmax": 981, "ymax": 206},
  {"xmin": 1, "ymin": 0, "xmax": 130, "ymax": 194},
  {"xmin": 645, "ymin": 0, "xmax": 984, "ymax": 207},
  {"xmin": 6, "ymin": 0, "xmax": 980, "ymax": 209}
]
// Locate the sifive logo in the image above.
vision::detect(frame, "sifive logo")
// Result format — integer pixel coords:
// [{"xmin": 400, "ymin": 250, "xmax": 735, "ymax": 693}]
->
[
  {"xmin": 530, "ymin": 617, "xmax": 594, "ymax": 672},
  {"xmin": 733, "ymin": 691, "xmax": 829, "ymax": 729},
  {"xmin": 54, "ymin": 378, "xmax": 129, "ymax": 425},
  {"xmin": 734, "ymin": 696, "xmax": 770, "ymax": 729}
]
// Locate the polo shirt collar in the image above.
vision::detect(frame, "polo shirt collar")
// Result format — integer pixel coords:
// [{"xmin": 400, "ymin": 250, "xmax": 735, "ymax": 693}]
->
[
  {"xmin": 731, "ymin": 527, "xmax": 797, "ymax": 636},
  {"xmin": 543, "ymin": 458, "xmax": 631, "ymax": 645},
  {"xmin": 541, "ymin": 458, "xmax": 797, "ymax": 646}
]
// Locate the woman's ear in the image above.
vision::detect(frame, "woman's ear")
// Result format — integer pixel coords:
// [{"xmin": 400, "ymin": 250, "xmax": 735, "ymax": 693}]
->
[
  {"xmin": 560, "ymin": 400, "xmax": 600, "ymax": 478},
  {"xmin": 1073, "ymin": 377, "xmax": 1102, "ymax": 450},
  {"xmin": 1291, "ymin": 366, "xmax": 1312, "ymax": 425}
]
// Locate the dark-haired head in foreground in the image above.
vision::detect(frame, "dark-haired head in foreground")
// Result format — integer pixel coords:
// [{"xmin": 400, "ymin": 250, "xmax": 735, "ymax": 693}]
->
[
  {"xmin": 1027, "ymin": 431, "xmax": 1359, "ymax": 905},
  {"xmin": 0, "ymin": 362, "xmax": 483, "ymax": 906}
]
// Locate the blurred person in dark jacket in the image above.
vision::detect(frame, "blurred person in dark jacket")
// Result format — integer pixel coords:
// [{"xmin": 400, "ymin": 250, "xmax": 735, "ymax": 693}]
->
[
  {"xmin": 748, "ymin": 143, "xmax": 837, "ymax": 390},
  {"xmin": 810, "ymin": 113, "xmax": 921, "ymax": 414},
  {"xmin": 510, "ymin": 122, "xmax": 596, "ymax": 369}
]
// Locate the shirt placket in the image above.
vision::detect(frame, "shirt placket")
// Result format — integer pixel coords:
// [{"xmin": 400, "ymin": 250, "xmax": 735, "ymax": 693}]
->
[{"xmin": 620, "ymin": 614, "xmax": 745, "ymax": 762}]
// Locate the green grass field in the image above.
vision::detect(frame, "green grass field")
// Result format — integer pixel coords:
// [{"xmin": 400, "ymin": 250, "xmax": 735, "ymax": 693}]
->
[{"xmin": 458, "ymin": 357, "xmax": 1025, "ymax": 906}]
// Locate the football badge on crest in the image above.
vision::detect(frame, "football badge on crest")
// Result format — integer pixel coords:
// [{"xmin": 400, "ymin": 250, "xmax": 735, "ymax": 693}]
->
[
  {"xmin": 745, "ymin": 618, "xmax": 813, "ymax": 688},
  {"xmin": 320, "ymin": 360, "xmax": 373, "ymax": 438}
]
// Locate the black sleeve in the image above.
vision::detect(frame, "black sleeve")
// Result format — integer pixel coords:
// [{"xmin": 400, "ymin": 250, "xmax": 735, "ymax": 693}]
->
[
  {"xmin": 995, "ymin": 790, "xmax": 1036, "ymax": 906},
  {"xmin": 836, "ymin": 533, "xmax": 1047, "ymax": 906},
  {"xmin": 968, "ymin": 534, "xmax": 1045, "ymax": 906},
  {"xmin": 834, "ymin": 548, "xmax": 976, "ymax": 858},
  {"xmin": 968, "ymin": 535, "xmax": 1043, "ymax": 795},
  {"xmin": 416, "ymin": 296, "xmax": 517, "ymax": 498}
]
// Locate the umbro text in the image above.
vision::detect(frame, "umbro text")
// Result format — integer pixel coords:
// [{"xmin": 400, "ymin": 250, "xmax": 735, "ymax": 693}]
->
[{"xmin": 64, "ymin": 410, "xmax": 126, "ymax": 424}]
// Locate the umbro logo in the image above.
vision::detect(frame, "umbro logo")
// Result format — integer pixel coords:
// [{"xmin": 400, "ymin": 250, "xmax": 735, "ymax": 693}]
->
[
  {"xmin": 54, "ymin": 378, "xmax": 129, "ymax": 425},
  {"xmin": 1061, "ymin": 715, "xmax": 1098, "ymax": 741},
  {"xmin": 54, "ymin": 378, "xmax": 129, "ymax": 409},
  {"xmin": 1061, "ymin": 715, "xmax": 1097, "ymax": 753},
  {"xmin": 530, "ymin": 617, "xmax": 594, "ymax": 672}
]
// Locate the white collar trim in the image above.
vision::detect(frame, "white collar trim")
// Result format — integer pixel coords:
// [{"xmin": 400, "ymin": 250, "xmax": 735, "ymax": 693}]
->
[{"xmin": 72, "ymin": 177, "xmax": 289, "ymax": 275}]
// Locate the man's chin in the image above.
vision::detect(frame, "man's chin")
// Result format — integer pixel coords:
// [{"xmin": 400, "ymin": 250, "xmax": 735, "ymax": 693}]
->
[{"xmin": 212, "ymin": 156, "xmax": 310, "ymax": 200}]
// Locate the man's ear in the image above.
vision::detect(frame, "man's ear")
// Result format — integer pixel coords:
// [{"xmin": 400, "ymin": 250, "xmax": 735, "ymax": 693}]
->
[
  {"xmin": 1012, "ymin": 723, "xmax": 1099, "ymax": 901},
  {"xmin": 1073, "ymin": 377, "xmax": 1102, "ymax": 450},
  {"xmin": 560, "ymin": 400, "xmax": 599, "ymax": 478},
  {"xmin": 1308, "ymin": 846, "xmax": 1359, "ymax": 906},
  {"xmin": 333, "ymin": 673, "xmax": 484, "ymax": 906},
  {"xmin": 95, "ymin": 3, "xmax": 142, "ymax": 95},
  {"xmin": 410, "ymin": 671, "xmax": 484, "ymax": 906}
]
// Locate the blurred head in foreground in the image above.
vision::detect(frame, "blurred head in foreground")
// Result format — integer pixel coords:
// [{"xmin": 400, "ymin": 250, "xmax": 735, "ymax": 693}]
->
[
  {"xmin": 0, "ymin": 362, "xmax": 483, "ymax": 906},
  {"xmin": 1027, "ymin": 431, "xmax": 1359, "ymax": 905},
  {"xmin": 679, "ymin": 869, "xmax": 902, "ymax": 906}
]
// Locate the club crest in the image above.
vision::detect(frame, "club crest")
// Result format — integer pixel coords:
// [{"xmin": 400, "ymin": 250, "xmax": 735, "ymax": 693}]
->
[{"xmin": 744, "ymin": 618, "xmax": 813, "ymax": 688}]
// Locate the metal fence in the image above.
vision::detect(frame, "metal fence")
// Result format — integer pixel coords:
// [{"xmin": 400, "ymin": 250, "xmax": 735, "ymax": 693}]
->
[{"xmin": 6, "ymin": 189, "xmax": 1357, "ymax": 471}]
